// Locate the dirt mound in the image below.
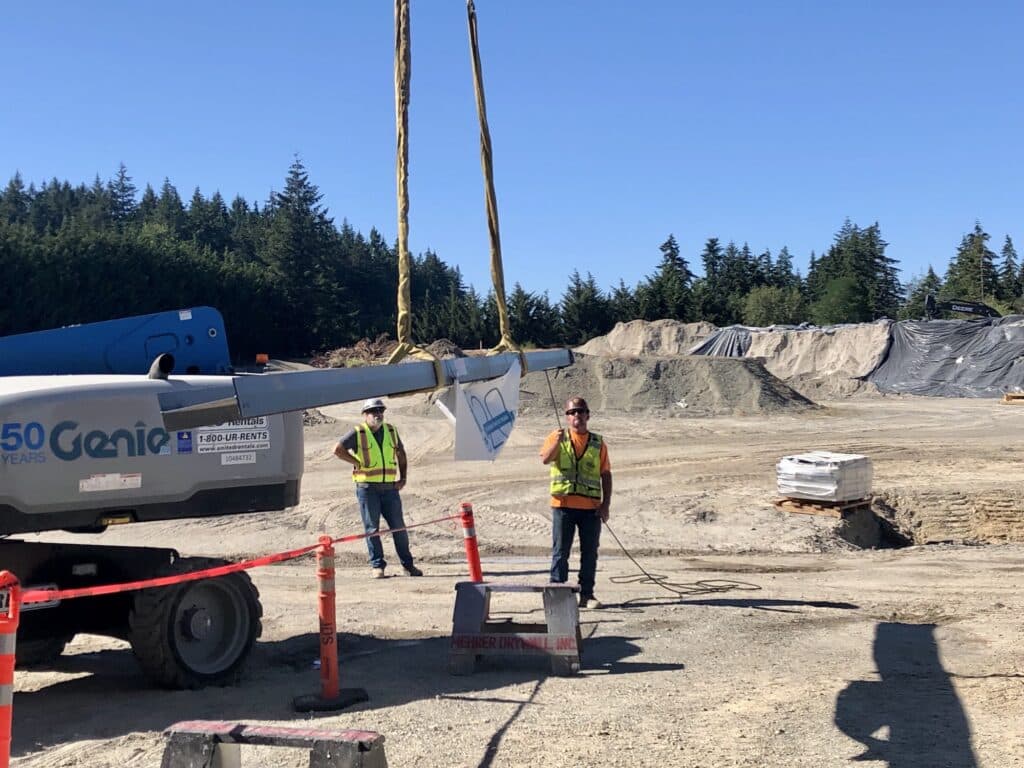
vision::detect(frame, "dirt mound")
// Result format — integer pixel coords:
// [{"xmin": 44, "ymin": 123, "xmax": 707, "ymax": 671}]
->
[
  {"xmin": 519, "ymin": 353, "xmax": 816, "ymax": 417},
  {"xmin": 423, "ymin": 338, "xmax": 466, "ymax": 359},
  {"xmin": 746, "ymin": 322, "xmax": 891, "ymax": 400},
  {"xmin": 747, "ymin": 322, "xmax": 890, "ymax": 380},
  {"xmin": 302, "ymin": 408, "xmax": 336, "ymax": 426},
  {"xmin": 313, "ymin": 334, "xmax": 397, "ymax": 368},
  {"xmin": 575, "ymin": 319, "xmax": 717, "ymax": 356}
]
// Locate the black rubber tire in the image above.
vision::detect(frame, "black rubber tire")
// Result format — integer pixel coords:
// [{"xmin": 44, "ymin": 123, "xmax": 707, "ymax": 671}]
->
[
  {"xmin": 128, "ymin": 557, "xmax": 262, "ymax": 689},
  {"xmin": 15, "ymin": 636, "xmax": 71, "ymax": 668}
]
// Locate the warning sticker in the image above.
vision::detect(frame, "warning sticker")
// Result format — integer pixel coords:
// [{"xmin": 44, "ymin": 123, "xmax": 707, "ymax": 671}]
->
[
  {"xmin": 196, "ymin": 417, "xmax": 271, "ymax": 454},
  {"xmin": 80, "ymin": 473, "xmax": 142, "ymax": 493}
]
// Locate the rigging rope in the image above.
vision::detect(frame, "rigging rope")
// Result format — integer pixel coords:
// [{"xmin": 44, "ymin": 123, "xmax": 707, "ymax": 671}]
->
[
  {"xmin": 387, "ymin": 0, "xmax": 520, "ymax": 375},
  {"xmin": 388, "ymin": 0, "xmax": 441, "ymax": 374},
  {"xmin": 466, "ymin": 0, "xmax": 515, "ymax": 354}
]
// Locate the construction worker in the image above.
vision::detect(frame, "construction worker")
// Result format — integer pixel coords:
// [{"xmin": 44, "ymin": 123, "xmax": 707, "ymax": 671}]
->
[
  {"xmin": 334, "ymin": 398, "xmax": 423, "ymax": 578},
  {"xmin": 540, "ymin": 396, "xmax": 612, "ymax": 608}
]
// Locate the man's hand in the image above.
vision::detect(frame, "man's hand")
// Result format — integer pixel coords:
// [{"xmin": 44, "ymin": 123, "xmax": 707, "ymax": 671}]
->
[
  {"xmin": 598, "ymin": 503, "xmax": 610, "ymax": 523},
  {"xmin": 396, "ymin": 479, "xmax": 407, "ymax": 491}
]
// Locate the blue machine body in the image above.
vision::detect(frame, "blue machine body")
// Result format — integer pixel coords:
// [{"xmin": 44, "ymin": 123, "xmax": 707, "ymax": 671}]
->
[{"xmin": 0, "ymin": 306, "xmax": 232, "ymax": 375}]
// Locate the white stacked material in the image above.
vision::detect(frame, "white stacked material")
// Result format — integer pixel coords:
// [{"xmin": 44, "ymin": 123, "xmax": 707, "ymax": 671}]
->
[{"xmin": 776, "ymin": 451, "xmax": 873, "ymax": 502}]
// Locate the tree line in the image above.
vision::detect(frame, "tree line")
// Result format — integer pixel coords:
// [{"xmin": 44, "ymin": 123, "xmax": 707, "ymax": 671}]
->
[{"xmin": 1, "ymin": 161, "xmax": 1021, "ymax": 359}]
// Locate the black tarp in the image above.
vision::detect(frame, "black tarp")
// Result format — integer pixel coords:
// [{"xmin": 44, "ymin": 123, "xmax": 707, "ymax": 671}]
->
[
  {"xmin": 869, "ymin": 316, "xmax": 1024, "ymax": 397},
  {"xmin": 689, "ymin": 326, "xmax": 753, "ymax": 356}
]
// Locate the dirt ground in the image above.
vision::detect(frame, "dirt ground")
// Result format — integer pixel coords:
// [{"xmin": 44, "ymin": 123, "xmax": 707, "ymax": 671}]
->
[{"xmin": 11, "ymin": 394, "xmax": 1024, "ymax": 767}]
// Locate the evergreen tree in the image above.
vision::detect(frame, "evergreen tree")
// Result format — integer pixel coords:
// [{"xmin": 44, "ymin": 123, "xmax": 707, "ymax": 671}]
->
[
  {"xmin": 637, "ymin": 234, "xmax": 694, "ymax": 321},
  {"xmin": 942, "ymin": 222, "xmax": 999, "ymax": 302},
  {"xmin": 264, "ymin": 157, "xmax": 351, "ymax": 352},
  {"xmin": 138, "ymin": 184, "xmax": 158, "ymax": 222},
  {"xmin": 899, "ymin": 267, "xmax": 943, "ymax": 320},
  {"xmin": 742, "ymin": 285, "xmax": 805, "ymax": 326},
  {"xmin": 608, "ymin": 279, "xmax": 639, "ymax": 324},
  {"xmin": 155, "ymin": 179, "xmax": 187, "ymax": 236},
  {"xmin": 560, "ymin": 270, "xmax": 611, "ymax": 344},
  {"xmin": 0, "ymin": 173, "xmax": 31, "ymax": 225},
  {"xmin": 997, "ymin": 235, "xmax": 1021, "ymax": 302},
  {"xmin": 770, "ymin": 246, "xmax": 799, "ymax": 289},
  {"xmin": 810, "ymin": 275, "xmax": 869, "ymax": 324},
  {"xmin": 107, "ymin": 163, "xmax": 137, "ymax": 226},
  {"xmin": 693, "ymin": 237, "xmax": 726, "ymax": 323}
]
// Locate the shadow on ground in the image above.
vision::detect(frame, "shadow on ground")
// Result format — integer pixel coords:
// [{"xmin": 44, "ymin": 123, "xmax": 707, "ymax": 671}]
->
[
  {"xmin": 834, "ymin": 622, "xmax": 978, "ymax": 768},
  {"xmin": 11, "ymin": 628, "xmax": 678, "ymax": 756}
]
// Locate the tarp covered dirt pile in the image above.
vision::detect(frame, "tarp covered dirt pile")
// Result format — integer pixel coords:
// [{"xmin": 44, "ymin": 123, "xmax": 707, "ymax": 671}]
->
[{"xmin": 868, "ymin": 316, "xmax": 1024, "ymax": 397}]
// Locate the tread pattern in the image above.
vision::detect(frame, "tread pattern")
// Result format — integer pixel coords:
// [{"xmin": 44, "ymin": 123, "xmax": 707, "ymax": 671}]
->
[{"xmin": 128, "ymin": 556, "xmax": 262, "ymax": 689}]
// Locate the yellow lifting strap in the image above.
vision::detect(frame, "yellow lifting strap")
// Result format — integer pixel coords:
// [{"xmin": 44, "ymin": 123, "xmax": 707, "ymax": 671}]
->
[
  {"xmin": 387, "ymin": 0, "xmax": 520, "ymax": 378},
  {"xmin": 466, "ymin": 0, "xmax": 517, "ymax": 356},
  {"xmin": 388, "ymin": 0, "xmax": 444, "ymax": 387}
]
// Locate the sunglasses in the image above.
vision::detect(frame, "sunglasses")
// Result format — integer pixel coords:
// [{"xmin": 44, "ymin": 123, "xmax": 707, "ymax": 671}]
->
[
  {"xmin": 366, "ymin": 408, "xmax": 385, "ymax": 415},
  {"xmin": 565, "ymin": 408, "xmax": 589, "ymax": 416}
]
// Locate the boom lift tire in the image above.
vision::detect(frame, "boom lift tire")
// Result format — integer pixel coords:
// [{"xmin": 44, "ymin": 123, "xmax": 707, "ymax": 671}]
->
[{"xmin": 128, "ymin": 557, "xmax": 262, "ymax": 689}]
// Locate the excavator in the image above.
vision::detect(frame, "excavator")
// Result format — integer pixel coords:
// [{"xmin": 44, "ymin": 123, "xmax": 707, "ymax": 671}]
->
[{"xmin": 924, "ymin": 293, "xmax": 1001, "ymax": 320}]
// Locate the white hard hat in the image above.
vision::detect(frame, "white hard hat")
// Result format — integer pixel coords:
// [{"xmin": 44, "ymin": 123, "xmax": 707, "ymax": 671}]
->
[{"xmin": 361, "ymin": 398, "xmax": 386, "ymax": 413}]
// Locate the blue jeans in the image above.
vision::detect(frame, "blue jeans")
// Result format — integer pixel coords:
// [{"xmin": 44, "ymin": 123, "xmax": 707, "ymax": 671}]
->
[
  {"xmin": 356, "ymin": 485, "xmax": 414, "ymax": 570},
  {"xmin": 550, "ymin": 507, "xmax": 601, "ymax": 597}
]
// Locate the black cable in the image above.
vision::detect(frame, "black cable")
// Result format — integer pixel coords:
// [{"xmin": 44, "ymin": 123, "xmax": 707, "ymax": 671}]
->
[{"xmin": 602, "ymin": 520, "xmax": 761, "ymax": 600}]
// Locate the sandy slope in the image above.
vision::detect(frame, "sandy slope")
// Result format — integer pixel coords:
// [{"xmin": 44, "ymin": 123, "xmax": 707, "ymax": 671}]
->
[{"xmin": 11, "ymin": 395, "xmax": 1024, "ymax": 767}]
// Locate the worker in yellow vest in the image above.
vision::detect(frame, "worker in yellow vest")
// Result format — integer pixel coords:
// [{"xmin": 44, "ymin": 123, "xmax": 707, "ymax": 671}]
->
[
  {"xmin": 540, "ymin": 396, "xmax": 612, "ymax": 608},
  {"xmin": 334, "ymin": 398, "xmax": 423, "ymax": 578}
]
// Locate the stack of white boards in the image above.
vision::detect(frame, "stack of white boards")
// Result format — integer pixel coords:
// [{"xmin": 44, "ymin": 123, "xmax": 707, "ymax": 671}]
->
[{"xmin": 776, "ymin": 451, "xmax": 872, "ymax": 503}]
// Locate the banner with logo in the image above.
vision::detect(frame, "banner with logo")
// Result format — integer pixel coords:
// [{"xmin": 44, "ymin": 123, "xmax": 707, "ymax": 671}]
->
[{"xmin": 435, "ymin": 359, "xmax": 520, "ymax": 461}]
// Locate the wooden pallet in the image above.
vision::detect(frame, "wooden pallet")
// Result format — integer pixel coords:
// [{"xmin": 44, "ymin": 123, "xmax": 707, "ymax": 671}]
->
[
  {"xmin": 1002, "ymin": 392, "xmax": 1024, "ymax": 404},
  {"xmin": 773, "ymin": 496, "xmax": 871, "ymax": 518}
]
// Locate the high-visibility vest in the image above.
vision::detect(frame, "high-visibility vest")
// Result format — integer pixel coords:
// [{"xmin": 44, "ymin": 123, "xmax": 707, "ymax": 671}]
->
[
  {"xmin": 549, "ymin": 431, "xmax": 603, "ymax": 499},
  {"xmin": 351, "ymin": 423, "xmax": 399, "ymax": 483}
]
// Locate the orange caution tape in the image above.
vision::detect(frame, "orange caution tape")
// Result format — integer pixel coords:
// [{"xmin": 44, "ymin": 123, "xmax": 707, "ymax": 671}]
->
[{"xmin": 20, "ymin": 513, "xmax": 460, "ymax": 605}]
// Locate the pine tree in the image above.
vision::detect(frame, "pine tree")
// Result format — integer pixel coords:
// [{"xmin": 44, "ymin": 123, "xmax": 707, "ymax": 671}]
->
[
  {"xmin": 997, "ymin": 236, "xmax": 1021, "ymax": 302},
  {"xmin": 0, "ymin": 173, "xmax": 31, "ymax": 225},
  {"xmin": 608, "ymin": 279, "xmax": 639, "ymax": 324},
  {"xmin": 637, "ymin": 234, "xmax": 694, "ymax": 321},
  {"xmin": 899, "ymin": 267, "xmax": 943, "ymax": 320},
  {"xmin": 560, "ymin": 270, "xmax": 611, "ymax": 344},
  {"xmin": 155, "ymin": 179, "xmax": 187, "ymax": 236},
  {"xmin": 770, "ymin": 246, "xmax": 799, "ymax": 289},
  {"xmin": 107, "ymin": 163, "xmax": 137, "ymax": 226},
  {"xmin": 264, "ymin": 157, "xmax": 352, "ymax": 352},
  {"xmin": 942, "ymin": 222, "xmax": 999, "ymax": 302}
]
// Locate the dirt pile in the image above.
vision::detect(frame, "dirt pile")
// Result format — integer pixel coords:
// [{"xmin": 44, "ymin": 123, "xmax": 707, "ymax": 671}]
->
[
  {"xmin": 745, "ymin": 322, "xmax": 890, "ymax": 399},
  {"xmin": 519, "ymin": 353, "xmax": 816, "ymax": 417},
  {"xmin": 312, "ymin": 333, "xmax": 397, "ymax": 368},
  {"xmin": 575, "ymin": 319, "xmax": 717, "ymax": 356}
]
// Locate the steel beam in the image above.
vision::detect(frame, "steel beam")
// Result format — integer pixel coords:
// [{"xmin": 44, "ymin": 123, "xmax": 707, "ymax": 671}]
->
[{"xmin": 160, "ymin": 349, "xmax": 572, "ymax": 430}]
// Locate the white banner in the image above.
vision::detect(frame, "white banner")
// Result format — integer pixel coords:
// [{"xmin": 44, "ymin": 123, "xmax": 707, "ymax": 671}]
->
[{"xmin": 436, "ymin": 359, "xmax": 520, "ymax": 461}]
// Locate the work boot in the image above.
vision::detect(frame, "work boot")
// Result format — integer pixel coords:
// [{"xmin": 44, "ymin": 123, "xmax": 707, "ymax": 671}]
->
[
  {"xmin": 580, "ymin": 594, "xmax": 602, "ymax": 609},
  {"xmin": 371, "ymin": 567, "xmax": 386, "ymax": 579},
  {"xmin": 403, "ymin": 565, "xmax": 423, "ymax": 577}
]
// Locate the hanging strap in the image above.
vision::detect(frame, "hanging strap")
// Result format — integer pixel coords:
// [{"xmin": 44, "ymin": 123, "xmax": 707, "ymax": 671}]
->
[
  {"xmin": 388, "ymin": 0, "xmax": 442, "ymax": 383},
  {"xmin": 466, "ymin": 0, "xmax": 517, "ymax": 355}
]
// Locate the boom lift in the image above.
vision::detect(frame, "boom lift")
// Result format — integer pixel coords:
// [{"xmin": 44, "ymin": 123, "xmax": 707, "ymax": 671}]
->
[{"xmin": 0, "ymin": 311, "xmax": 571, "ymax": 687}]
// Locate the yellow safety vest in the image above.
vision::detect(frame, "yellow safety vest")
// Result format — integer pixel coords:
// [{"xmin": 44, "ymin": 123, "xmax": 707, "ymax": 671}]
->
[
  {"xmin": 351, "ymin": 423, "xmax": 399, "ymax": 483},
  {"xmin": 549, "ymin": 431, "xmax": 603, "ymax": 499}
]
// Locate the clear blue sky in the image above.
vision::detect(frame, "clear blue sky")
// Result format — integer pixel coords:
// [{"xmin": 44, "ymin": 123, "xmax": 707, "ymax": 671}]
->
[{"xmin": 4, "ymin": 1, "xmax": 1022, "ymax": 298}]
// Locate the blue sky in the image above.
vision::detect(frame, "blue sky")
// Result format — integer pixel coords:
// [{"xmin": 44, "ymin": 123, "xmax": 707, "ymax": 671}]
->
[{"xmin": 4, "ymin": 1, "xmax": 1022, "ymax": 298}]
